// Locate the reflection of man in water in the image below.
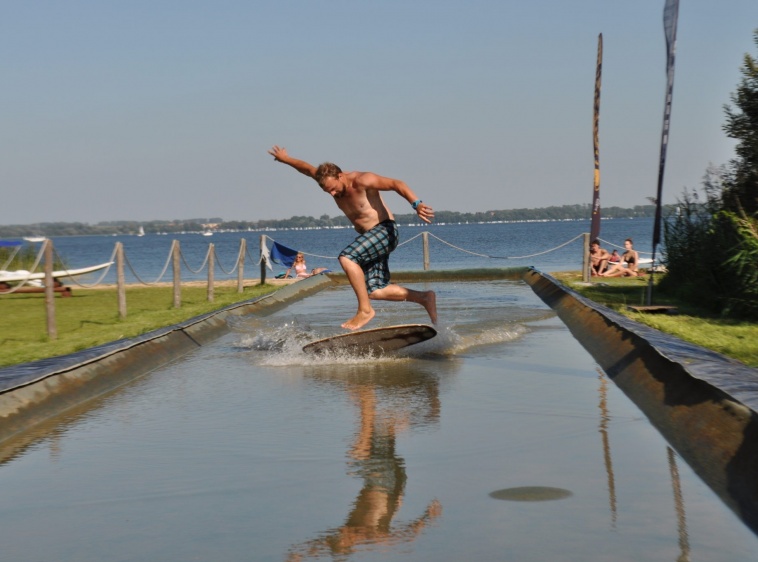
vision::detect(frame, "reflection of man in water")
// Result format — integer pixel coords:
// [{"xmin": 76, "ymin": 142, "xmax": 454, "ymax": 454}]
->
[{"xmin": 286, "ymin": 384, "xmax": 442, "ymax": 560}]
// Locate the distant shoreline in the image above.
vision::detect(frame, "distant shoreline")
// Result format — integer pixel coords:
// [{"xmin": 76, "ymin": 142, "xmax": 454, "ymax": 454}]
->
[
  {"xmin": 0, "ymin": 210, "xmax": 654, "ymax": 236},
  {"xmin": 0, "ymin": 205, "xmax": 671, "ymax": 237}
]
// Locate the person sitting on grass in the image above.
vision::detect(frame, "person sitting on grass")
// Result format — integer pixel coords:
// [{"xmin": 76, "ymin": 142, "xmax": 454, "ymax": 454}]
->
[
  {"xmin": 601, "ymin": 238, "xmax": 643, "ymax": 277},
  {"xmin": 590, "ymin": 239, "xmax": 610, "ymax": 276},
  {"xmin": 285, "ymin": 253, "xmax": 311, "ymax": 279}
]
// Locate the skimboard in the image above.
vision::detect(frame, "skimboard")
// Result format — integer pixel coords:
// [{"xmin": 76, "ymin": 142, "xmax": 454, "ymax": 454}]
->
[
  {"xmin": 0, "ymin": 262, "xmax": 113, "ymax": 283},
  {"xmin": 303, "ymin": 324, "xmax": 437, "ymax": 356}
]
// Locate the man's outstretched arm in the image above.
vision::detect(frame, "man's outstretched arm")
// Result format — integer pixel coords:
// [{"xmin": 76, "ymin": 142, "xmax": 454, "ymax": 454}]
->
[
  {"xmin": 356, "ymin": 172, "xmax": 435, "ymax": 224},
  {"xmin": 268, "ymin": 145, "xmax": 317, "ymax": 179}
]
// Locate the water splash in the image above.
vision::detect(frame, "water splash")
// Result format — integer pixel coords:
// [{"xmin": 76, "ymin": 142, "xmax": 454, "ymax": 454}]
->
[
  {"xmin": 232, "ymin": 319, "xmax": 311, "ymax": 353},
  {"xmin": 423, "ymin": 322, "xmax": 529, "ymax": 356},
  {"xmin": 230, "ymin": 317, "xmax": 529, "ymax": 366}
]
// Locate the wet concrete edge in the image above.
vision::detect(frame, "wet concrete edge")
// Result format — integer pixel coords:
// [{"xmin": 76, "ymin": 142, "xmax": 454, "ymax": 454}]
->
[{"xmin": 523, "ymin": 268, "xmax": 758, "ymax": 535}]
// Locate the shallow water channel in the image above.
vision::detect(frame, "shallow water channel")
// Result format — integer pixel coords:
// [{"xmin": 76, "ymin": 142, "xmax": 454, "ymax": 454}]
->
[{"xmin": 1, "ymin": 280, "xmax": 757, "ymax": 561}]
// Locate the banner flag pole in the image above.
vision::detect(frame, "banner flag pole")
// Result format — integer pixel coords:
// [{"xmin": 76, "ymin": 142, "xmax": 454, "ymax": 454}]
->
[
  {"xmin": 590, "ymin": 33, "xmax": 603, "ymax": 244},
  {"xmin": 648, "ymin": 0, "xmax": 680, "ymax": 305}
]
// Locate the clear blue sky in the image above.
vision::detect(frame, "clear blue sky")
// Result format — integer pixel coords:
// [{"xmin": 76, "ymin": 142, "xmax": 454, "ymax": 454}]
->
[{"xmin": 2, "ymin": 0, "xmax": 756, "ymax": 225}]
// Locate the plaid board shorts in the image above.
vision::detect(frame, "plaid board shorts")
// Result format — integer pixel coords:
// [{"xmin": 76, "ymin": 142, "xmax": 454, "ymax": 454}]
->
[{"xmin": 339, "ymin": 220, "xmax": 399, "ymax": 293}]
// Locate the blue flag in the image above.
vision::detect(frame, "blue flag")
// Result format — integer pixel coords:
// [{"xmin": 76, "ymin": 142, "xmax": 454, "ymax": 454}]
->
[{"xmin": 270, "ymin": 242, "xmax": 299, "ymax": 267}]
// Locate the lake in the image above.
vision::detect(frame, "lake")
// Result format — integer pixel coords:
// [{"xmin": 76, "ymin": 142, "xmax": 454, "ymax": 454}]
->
[
  {"xmin": 2, "ymin": 279, "xmax": 757, "ymax": 561},
  {"xmin": 44, "ymin": 218, "xmax": 657, "ymax": 284}
]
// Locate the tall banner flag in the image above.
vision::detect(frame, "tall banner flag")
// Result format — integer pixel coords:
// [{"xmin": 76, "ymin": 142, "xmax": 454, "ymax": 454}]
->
[
  {"xmin": 652, "ymin": 0, "xmax": 679, "ymax": 252},
  {"xmin": 647, "ymin": 0, "xmax": 679, "ymax": 305},
  {"xmin": 590, "ymin": 34, "xmax": 603, "ymax": 242}
]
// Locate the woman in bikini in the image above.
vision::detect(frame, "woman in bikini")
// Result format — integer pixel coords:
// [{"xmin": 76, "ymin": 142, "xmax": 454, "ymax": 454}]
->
[
  {"xmin": 601, "ymin": 238, "xmax": 642, "ymax": 277},
  {"xmin": 286, "ymin": 253, "xmax": 311, "ymax": 279}
]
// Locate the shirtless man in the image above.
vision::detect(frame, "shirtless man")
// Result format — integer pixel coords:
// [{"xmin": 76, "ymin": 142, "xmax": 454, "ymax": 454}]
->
[
  {"xmin": 589, "ymin": 239, "xmax": 610, "ymax": 276},
  {"xmin": 268, "ymin": 145, "xmax": 437, "ymax": 330}
]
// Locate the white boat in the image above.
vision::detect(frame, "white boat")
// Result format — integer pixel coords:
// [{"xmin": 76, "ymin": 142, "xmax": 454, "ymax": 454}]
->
[
  {"xmin": 0, "ymin": 262, "xmax": 114, "ymax": 283},
  {"xmin": 137, "ymin": 226, "xmax": 145, "ymax": 237},
  {"xmin": 23, "ymin": 237, "xmax": 46, "ymax": 243},
  {"xmin": 202, "ymin": 230, "xmax": 213, "ymax": 236}
]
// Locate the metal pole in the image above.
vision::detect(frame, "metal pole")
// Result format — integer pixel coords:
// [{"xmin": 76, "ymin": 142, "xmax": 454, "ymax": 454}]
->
[
  {"xmin": 422, "ymin": 231, "xmax": 430, "ymax": 271},
  {"xmin": 116, "ymin": 242, "xmax": 127, "ymax": 319},
  {"xmin": 646, "ymin": 268, "xmax": 655, "ymax": 306},
  {"xmin": 207, "ymin": 243, "xmax": 215, "ymax": 302},
  {"xmin": 44, "ymin": 239, "xmax": 57, "ymax": 340},
  {"xmin": 172, "ymin": 240, "xmax": 181, "ymax": 308}
]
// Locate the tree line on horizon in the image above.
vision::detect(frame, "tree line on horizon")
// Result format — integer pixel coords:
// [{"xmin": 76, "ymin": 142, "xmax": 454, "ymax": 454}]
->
[{"xmin": 0, "ymin": 203, "xmax": 674, "ymax": 238}]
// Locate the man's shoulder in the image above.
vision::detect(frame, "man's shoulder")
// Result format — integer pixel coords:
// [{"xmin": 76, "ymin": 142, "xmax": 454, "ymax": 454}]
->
[{"xmin": 350, "ymin": 171, "xmax": 382, "ymax": 189}]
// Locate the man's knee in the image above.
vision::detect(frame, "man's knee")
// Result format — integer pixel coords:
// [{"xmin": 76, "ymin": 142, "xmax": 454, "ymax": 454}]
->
[{"xmin": 368, "ymin": 286, "xmax": 388, "ymax": 300}]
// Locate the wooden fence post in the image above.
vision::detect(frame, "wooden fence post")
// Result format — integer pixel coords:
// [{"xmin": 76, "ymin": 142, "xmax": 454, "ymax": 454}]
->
[
  {"xmin": 259, "ymin": 235, "xmax": 267, "ymax": 285},
  {"xmin": 422, "ymin": 231, "xmax": 430, "ymax": 271},
  {"xmin": 172, "ymin": 240, "xmax": 181, "ymax": 308},
  {"xmin": 44, "ymin": 239, "xmax": 57, "ymax": 340},
  {"xmin": 207, "ymin": 243, "xmax": 215, "ymax": 302},
  {"xmin": 237, "ymin": 238, "xmax": 246, "ymax": 293},
  {"xmin": 582, "ymin": 232, "xmax": 591, "ymax": 282},
  {"xmin": 116, "ymin": 242, "xmax": 127, "ymax": 319}
]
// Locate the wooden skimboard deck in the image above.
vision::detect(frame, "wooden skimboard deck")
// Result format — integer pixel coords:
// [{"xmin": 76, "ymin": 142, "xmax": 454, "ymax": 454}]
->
[{"xmin": 303, "ymin": 324, "xmax": 437, "ymax": 355}]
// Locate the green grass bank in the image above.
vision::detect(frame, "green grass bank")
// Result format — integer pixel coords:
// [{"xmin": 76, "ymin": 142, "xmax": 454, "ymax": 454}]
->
[
  {"xmin": 0, "ymin": 282, "xmax": 280, "ymax": 368},
  {"xmin": 553, "ymin": 271, "xmax": 758, "ymax": 368}
]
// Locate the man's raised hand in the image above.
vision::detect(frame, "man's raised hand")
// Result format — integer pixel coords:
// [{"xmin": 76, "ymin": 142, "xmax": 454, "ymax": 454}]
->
[
  {"xmin": 416, "ymin": 203, "xmax": 434, "ymax": 224},
  {"xmin": 268, "ymin": 145, "xmax": 288, "ymax": 161}
]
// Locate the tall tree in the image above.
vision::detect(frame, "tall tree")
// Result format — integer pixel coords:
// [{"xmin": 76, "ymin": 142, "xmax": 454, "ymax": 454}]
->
[
  {"xmin": 662, "ymin": 29, "xmax": 758, "ymax": 318},
  {"xmin": 722, "ymin": 30, "xmax": 758, "ymax": 215}
]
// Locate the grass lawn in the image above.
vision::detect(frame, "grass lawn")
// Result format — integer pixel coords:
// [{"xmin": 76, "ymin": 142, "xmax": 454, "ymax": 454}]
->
[
  {"xmin": 0, "ymin": 283, "xmax": 279, "ymax": 368},
  {"xmin": 552, "ymin": 271, "xmax": 758, "ymax": 368}
]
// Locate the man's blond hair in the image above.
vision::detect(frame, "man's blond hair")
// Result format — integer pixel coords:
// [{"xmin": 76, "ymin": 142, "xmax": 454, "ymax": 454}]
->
[{"xmin": 314, "ymin": 162, "xmax": 342, "ymax": 187}]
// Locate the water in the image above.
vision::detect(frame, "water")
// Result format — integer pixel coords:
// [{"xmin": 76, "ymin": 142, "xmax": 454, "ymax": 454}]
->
[
  {"xmin": 0, "ymin": 281, "xmax": 756, "ymax": 561},
  {"xmin": 40, "ymin": 218, "xmax": 657, "ymax": 284}
]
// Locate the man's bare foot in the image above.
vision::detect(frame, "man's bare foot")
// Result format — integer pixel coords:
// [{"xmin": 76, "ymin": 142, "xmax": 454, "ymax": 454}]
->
[
  {"xmin": 342, "ymin": 308, "xmax": 375, "ymax": 330},
  {"xmin": 422, "ymin": 291, "xmax": 437, "ymax": 324}
]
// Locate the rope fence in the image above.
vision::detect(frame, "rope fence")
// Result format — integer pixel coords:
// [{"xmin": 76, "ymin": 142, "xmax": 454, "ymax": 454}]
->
[
  {"xmin": 122, "ymin": 241, "xmax": 175, "ymax": 285},
  {"xmin": 0, "ymin": 231, "xmax": 639, "ymax": 339}
]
